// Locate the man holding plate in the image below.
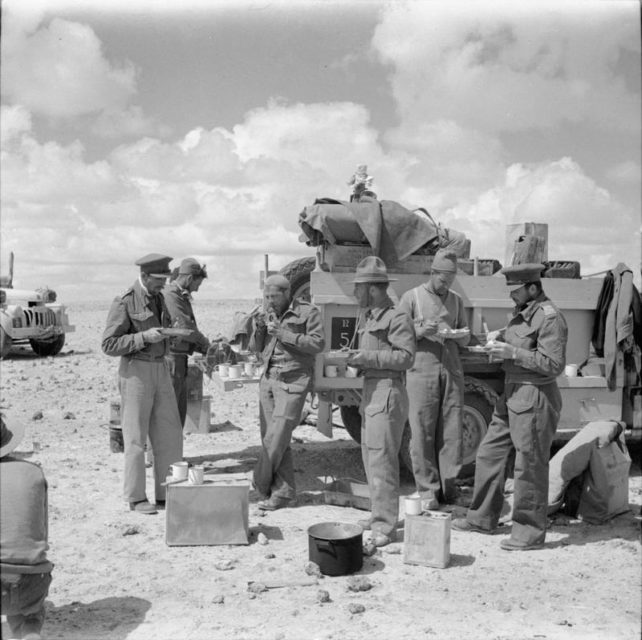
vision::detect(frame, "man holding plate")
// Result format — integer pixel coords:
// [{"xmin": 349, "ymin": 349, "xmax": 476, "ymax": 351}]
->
[
  {"xmin": 102, "ymin": 253, "xmax": 183, "ymax": 515},
  {"xmin": 399, "ymin": 249, "xmax": 470, "ymax": 508},
  {"xmin": 163, "ymin": 257, "xmax": 211, "ymax": 427}
]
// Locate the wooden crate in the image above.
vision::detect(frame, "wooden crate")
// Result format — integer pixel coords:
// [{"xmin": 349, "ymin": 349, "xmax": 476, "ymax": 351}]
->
[{"xmin": 324, "ymin": 478, "xmax": 371, "ymax": 511}]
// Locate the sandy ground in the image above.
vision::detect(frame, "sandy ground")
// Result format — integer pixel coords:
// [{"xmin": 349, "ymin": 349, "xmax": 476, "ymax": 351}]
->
[{"xmin": 1, "ymin": 299, "xmax": 641, "ymax": 640}]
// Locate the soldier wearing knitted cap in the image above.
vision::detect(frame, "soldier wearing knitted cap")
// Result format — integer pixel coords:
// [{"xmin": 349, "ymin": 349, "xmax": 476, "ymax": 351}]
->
[
  {"xmin": 102, "ymin": 253, "xmax": 183, "ymax": 515},
  {"xmin": 399, "ymin": 249, "xmax": 470, "ymax": 509},
  {"xmin": 163, "ymin": 258, "xmax": 210, "ymax": 427},
  {"xmin": 249, "ymin": 273, "xmax": 325, "ymax": 511},
  {"xmin": 347, "ymin": 257, "xmax": 416, "ymax": 547},
  {"xmin": 453, "ymin": 262, "xmax": 568, "ymax": 551}
]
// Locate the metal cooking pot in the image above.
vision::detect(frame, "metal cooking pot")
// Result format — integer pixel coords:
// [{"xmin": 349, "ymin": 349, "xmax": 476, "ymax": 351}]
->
[{"xmin": 307, "ymin": 522, "xmax": 363, "ymax": 576}]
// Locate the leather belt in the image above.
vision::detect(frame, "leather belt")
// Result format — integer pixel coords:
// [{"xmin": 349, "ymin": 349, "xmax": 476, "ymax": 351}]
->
[{"xmin": 128, "ymin": 353, "xmax": 167, "ymax": 363}]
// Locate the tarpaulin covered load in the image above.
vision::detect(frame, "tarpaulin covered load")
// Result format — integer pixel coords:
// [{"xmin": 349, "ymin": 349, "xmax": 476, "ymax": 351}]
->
[{"xmin": 298, "ymin": 198, "xmax": 469, "ymax": 267}]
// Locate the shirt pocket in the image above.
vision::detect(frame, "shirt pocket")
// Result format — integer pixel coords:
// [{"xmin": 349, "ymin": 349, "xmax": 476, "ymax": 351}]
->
[
  {"xmin": 283, "ymin": 316, "xmax": 307, "ymax": 335},
  {"xmin": 129, "ymin": 309, "xmax": 156, "ymax": 332},
  {"xmin": 506, "ymin": 395, "xmax": 532, "ymax": 415},
  {"xmin": 512, "ymin": 326, "xmax": 537, "ymax": 349}
]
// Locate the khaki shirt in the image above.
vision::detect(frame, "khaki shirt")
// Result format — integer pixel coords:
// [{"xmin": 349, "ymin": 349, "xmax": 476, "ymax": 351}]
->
[
  {"xmin": 250, "ymin": 299, "xmax": 325, "ymax": 374},
  {"xmin": 399, "ymin": 282, "xmax": 469, "ymax": 366},
  {"xmin": 162, "ymin": 282, "xmax": 209, "ymax": 356},
  {"xmin": 102, "ymin": 279, "xmax": 171, "ymax": 359},
  {"xmin": 500, "ymin": 293, "xmax": 568, "ymax": 385},
  {"xmin": 355, "ymin": 296, "xmax": 416, "ymax": 378}
]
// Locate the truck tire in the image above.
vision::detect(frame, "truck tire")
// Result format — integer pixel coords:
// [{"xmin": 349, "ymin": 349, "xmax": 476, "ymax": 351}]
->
[
  {"xmin": 462, "ymin": 377, "xmax": 497, "ymax": 474},
  {"xmin": 339, "ymin": 405, "xmax": 414, "ymax": 474},
  {"xmin": 29, "ymin": 334, "xmax": 65, "ymax": 357},
  {"xmin": 339, "ymin": 405, "xmax": 362, "ymax": 442},
  {"xmin": 279, "ymin": 256, "xmax": 315, "ymax": 302},
  {"xmin": 0, "ymin": 327, "xmax": 12, "ymax": 359}
]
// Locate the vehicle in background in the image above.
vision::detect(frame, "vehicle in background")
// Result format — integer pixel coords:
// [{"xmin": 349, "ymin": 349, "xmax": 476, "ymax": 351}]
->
[
  {"xmin": 273, "ymin": 202, "xmax": 640, "ymax": 473},
  {"xmin": 0, "ymin": 252, "xmax": 75, "ymax": 359}
]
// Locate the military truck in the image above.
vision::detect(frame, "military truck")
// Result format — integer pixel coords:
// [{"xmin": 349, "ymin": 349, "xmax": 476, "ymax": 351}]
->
[
  {"xmin": 273, "ymin": 199, "xmax": 641, "ymax": 471},
  {"xmin": 0, "ymin": 252, "xmax": 75, "ymax": 358}
]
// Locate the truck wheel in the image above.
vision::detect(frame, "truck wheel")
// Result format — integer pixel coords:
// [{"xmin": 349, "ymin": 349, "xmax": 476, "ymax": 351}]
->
[
  {"xmin": 29, "ymin": 334, "xmax": 65, "ymax": 357},
  {"xmin": 339, "ymin": 405, "xmax": 414, "ymax": 473},
  {"xmin": 462, "ymin": 378, "xmax": 497, "ymax": 474},
  {"xmin": 279, "ymin": 256, "xmax": 315, "ymax": 302},
  {"xmin": 0, "ymin": 327, "xmax": 12, "ymax": 359}
]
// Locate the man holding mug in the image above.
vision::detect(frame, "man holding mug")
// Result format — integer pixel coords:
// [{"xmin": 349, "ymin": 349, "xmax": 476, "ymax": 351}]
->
[{"xmin": 250, "ymin": 275, "xmax": 325, "ymax": 510}]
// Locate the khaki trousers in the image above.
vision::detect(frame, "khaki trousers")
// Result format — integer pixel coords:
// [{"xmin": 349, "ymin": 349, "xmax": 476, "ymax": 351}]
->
[
  {"xmin": 254, "ymin": 371, "xmax": 311, "ymax": 500},
  {"xmin": 360, "ymin": 377, "xmax": 408, "ymax": 537},
  {"xmin": 466, "ymin": 382, "xmax": 561, "ymax": 545},
  {"xmin": 119, "ymin": 358, "xmax": 183, "ymax": 503},
  {"xmin": 407, "ymin": 350, "xmax": 464, "ymax": 501}
]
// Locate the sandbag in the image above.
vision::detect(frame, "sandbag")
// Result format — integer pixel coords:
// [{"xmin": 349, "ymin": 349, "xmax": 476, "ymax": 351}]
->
[
  {"xmin": 547, "ymin": 420, "xmax": 630, "ymax": 523},
  {"xmin": 576, "ymin": 435, "xmax": 631, "ymax": 524}
]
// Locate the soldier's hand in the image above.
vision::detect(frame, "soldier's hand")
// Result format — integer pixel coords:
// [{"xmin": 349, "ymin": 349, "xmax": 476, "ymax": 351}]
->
[
  {"xmin": 486, "ymin": 330, "xmax": 501, "ymax": 342},
  {"xmin": 415, "ymin": 320, "xmax": 438, "ymax": 339},
  {"xmin": 266, "ymin": 321, "xmax": 280, "ymax": 336},
  {"xmin": 142, "ymin": 328, "xmax": 165, "ymax": 344},
  {"xmin": 347, "ymin": 351, "xmax": 366, "ymax": 366},
  {"xmin": 486, "ymin": 341, "xmax": 516, "ymax": 360}
]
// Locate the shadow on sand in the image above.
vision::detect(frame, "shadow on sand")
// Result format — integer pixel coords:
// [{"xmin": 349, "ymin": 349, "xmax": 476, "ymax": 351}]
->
[{"xmin": 43, "ymin": 596, "xmax": 151, "ymax": 639}]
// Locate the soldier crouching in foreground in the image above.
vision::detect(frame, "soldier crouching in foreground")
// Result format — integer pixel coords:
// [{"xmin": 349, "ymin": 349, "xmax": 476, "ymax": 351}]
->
[
  {"xmin": 347, "ymin": 257, "xmax": 416, "ymax": 547},
  {"xmin": 250, "ymin": 275, "xmax": 325, "ymax": 510},
  {"xmin": 102, "ymin": 254, "xmax": 183, "ymax": 515}
]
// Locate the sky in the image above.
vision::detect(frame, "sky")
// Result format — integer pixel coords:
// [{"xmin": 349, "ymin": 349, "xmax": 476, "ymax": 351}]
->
[{"xmin": 1, "ymin": 0, "xmax": 640, "ymax": 302}]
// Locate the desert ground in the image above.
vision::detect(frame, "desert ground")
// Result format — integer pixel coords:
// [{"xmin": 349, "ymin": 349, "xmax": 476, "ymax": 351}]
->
[{"xmin": 1, "ymin": 298, "xmax": 640, "ymax": 640}]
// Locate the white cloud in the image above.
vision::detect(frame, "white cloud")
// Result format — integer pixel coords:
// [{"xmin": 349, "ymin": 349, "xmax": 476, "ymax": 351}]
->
[
  {"xmin": 606, "ymin": 161, "xmax": 641, "ymax": 186},
  {"xmin": 0, "ymin": 101, "xmax": 390, "ymax": 298},
  {"xmin": 3, "ymin": 94, "xmax": 639, "ymax": 298},
  {"xmin": 2, "ymin": 17, "xmax": 136, "ymax": 119},
  {"xmin": 90, "ymin": 106, "xmax": 171, "ymax": 140},
  {"xmin": 1, "ymin": 7, "xmax": 165, "ymax": 140},
  {"xmin": 372, "ymin": 1, "xmax": 641, "ymax": 135},
  {"xmin": 0, "ymin": 105, "xmax": 33, "ymax": 144},
  {"xmin": 445, "ymin": 158, "xmax": 640, "ymax": 277}
]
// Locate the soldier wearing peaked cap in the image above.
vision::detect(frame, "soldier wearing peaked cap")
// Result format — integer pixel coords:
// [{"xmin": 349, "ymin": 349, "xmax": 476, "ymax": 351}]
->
[
  {"xmin": 249, "ymin": 273, "xmax": 325, "ymax": 511},
  {"xmin": 453, "ymin": 263, "xmax": 569, "ymax": 551},
  {"xmin": 102, "ymin": 253, "xmax": 183, "ymax": 515},
  {"xmin": 399, "ymin": 249, "xmax": 470, "ymax": 510},
  {"xmin": 347, "ymin": 257, "xmax": 416, "ymax": 547},
  {"xmin": 162, "ymin": 258, "xmax": 210, "ymax": 427}
]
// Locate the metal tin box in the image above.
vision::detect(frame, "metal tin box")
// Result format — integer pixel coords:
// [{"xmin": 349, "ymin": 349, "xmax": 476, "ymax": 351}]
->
[{"xmin": 165, "ymin": 477, "xmax": 250, "ymax": 546}]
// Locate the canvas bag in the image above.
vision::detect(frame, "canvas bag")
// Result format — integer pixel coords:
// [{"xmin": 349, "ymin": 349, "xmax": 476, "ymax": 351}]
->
[
  {"xmin": 548, "ymin": 420, "xmax": 630, "ymax": 523},
  {"xmin": 576, "ymin": 432, "xmax": 631, "ymax": 524}
]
